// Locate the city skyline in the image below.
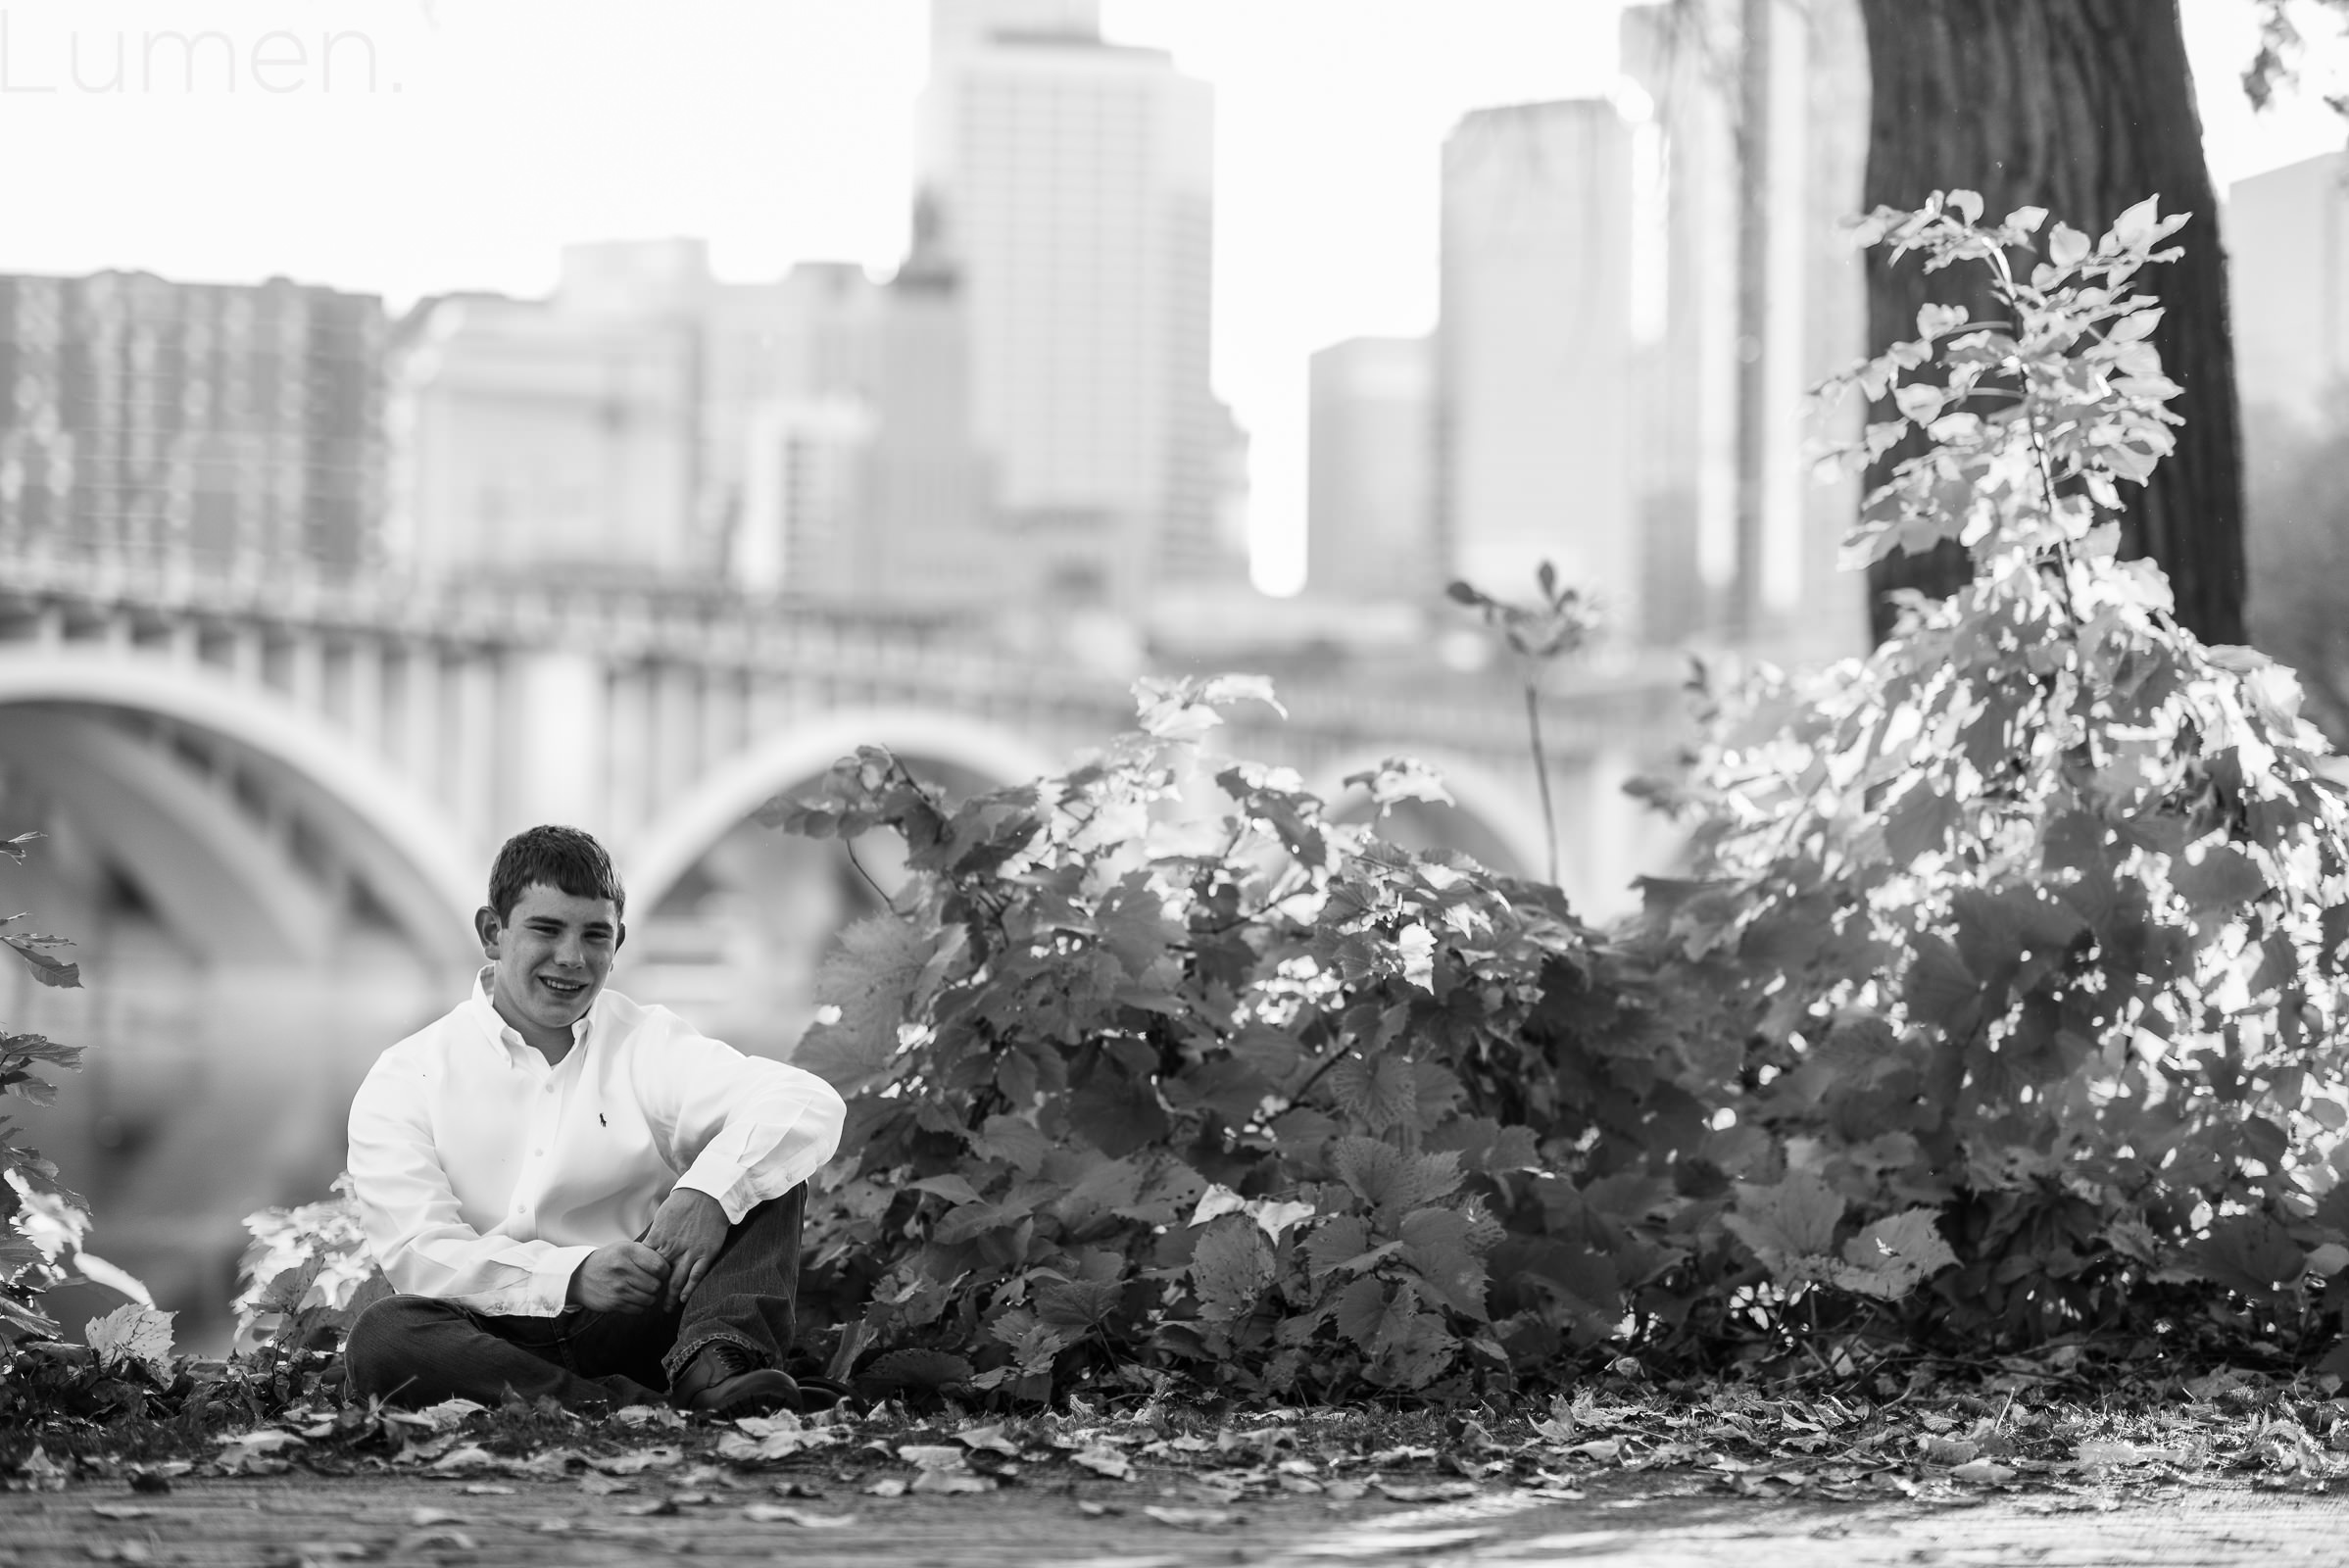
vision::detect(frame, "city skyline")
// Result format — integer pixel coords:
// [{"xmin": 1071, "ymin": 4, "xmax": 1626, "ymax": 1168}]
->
[{"xmin": 0, "ymin": 0, "xmax": 2343, "ymax": 597}]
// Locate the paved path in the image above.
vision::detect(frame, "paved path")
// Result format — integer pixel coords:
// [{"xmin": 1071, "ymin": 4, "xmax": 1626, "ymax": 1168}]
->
[{"xmin": 5, "ymin": 1475, "xmax": 2348, "ymax": 1567}]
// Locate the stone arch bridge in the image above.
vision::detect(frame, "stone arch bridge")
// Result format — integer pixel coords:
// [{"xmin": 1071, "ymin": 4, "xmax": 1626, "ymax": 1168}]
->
[{"xmin": 0, "ymin": 555, "xmax": 1688, "ymax": 1336}]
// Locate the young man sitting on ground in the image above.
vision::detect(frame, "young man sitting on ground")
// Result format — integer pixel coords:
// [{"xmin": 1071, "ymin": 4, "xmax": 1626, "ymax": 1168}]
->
[{"xmin": 343, "ymin": 824, "xmax": 846, "ymax": 1415}]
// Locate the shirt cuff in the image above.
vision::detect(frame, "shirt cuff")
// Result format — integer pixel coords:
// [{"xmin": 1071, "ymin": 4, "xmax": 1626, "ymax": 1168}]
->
[
  {"xmin": 673, "ymin": 1167, "xmax": 758, "ymax": 1226},
  {"xmin": 522, "ymin": 1245, "xmax": 598, "ymax": 1317}
]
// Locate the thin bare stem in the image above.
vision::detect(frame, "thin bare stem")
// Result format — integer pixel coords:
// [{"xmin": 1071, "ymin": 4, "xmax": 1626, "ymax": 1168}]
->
[{"xmin": 1525, "ymin": 683, "xmax": 1560, "ymax": 886}]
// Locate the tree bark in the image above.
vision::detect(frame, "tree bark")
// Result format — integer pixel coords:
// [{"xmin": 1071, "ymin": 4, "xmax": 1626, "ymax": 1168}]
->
[{"xmin": 1855, "ymin": 0, "xmax": 2247, "ymax": 646}]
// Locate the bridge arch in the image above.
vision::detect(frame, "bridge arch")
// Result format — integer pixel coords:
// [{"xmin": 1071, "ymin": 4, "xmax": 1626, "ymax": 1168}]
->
[
  {"xmin": 0, "ymin": 649, "xmax": 478, "ymax": 968},
  {"xmin": 1310, "ymin": 747, "xmax": 1554, "ymax": 887},
  {"xmin": 623, "ymin": 706, "xmax": 1062, "ymax": 916}
]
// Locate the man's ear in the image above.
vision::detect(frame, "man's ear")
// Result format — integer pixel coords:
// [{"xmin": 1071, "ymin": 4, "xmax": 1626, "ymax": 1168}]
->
[
  {"xmin": 613, "ymin": 920, "xmax": 627, "ymax": 955},
  {"xmin": 473, "ymin": 906, "xmax": 503, "ymax": 956}
]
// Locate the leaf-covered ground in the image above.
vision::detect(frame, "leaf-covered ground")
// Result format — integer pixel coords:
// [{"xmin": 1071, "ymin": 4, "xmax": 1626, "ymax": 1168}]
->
[{"xmin": 12, "ymin": 1357, "xmax": 2349, "ymax": 1518}]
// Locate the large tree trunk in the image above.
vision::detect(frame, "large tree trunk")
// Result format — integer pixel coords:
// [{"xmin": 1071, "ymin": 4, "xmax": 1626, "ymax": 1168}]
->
[{"xmin": 1855, "ymin": 0, "xmax": 2246, "ymax": 646}]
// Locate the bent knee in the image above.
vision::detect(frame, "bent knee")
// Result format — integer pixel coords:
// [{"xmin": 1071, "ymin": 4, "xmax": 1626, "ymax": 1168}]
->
[{"xmin": 344, "ymin": 1294, "xmax": 466, "ymax": 1398}]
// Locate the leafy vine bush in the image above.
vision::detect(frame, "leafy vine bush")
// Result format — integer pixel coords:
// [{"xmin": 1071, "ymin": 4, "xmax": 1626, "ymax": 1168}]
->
[
  {"xmin": 0, "ymin": 838, "xmax": 131, "ymax": 1361},
  {"xmin": 779, "ymin": 685, "xmax": 1657, "ymax": 1402},
  {"xmin": 778, "ymin": 193, "xmax": 2349, "ymax": 1403},
  {"xmin": 1633, "ymin": 192, "xmax": 2349, "ymax": 1357}
]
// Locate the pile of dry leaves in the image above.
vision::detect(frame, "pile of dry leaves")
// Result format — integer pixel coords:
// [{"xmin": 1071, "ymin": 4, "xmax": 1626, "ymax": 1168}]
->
[{"xmin": 12, "ymin": 1356, "xmax": 2349, "ymax": 1524}]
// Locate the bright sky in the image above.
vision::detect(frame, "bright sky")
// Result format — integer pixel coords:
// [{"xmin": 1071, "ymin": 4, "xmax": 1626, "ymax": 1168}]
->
[{"xmin": 1, "ymin": 0, "xmax": 2343, "ymax": 596}]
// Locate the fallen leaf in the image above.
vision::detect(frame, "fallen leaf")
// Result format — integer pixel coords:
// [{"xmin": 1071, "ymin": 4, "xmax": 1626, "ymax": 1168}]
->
[
  {"xmin": 1373, "ymin": 1480, "xmax": 1482, "ymax": 1502},
  {"xmin": 736, "ymin": 1412, "xmax": 807, "ymax": 1438},
  {"xmin": 611, "ymin": 1403, "xmax": 686, "ymax": 1431},
  {"xmin": 2074, "ymin": 1441, "xmax": 2168, "ymax": 1468},
  {"xmin": 84, "ymin": 1304, "xmax": 174, "ymax": 1377},
  {"xmin": 1077, "ymin": 1500, "xmax": 1124, "ymax": 1517},
  {"xmin": 911, "ymin": 1468, "xmax": 995, "ymax": 1494},
  {"xmin": 1919, "ymin": 1437, "xmax": 1980, "ymax": 1466},
  {"xmin": 616, "ymin": 1497, "xmax": 681, "ymax": 1517},
  {"xmin": 1071, "ymin": 1446, "xmax": 1134, "ymax": 1481},
  {"xmin": 955, "ymin": 1424, "xmax": 1023, "ymax": 1458},
  {"xmin": 414, "ymin": 1397, "xmax": 487, "ymax": 1433},
  {"xmin": 89, "ymin": 1504, "xmax": 154, "ymax": 1520},
  {"xmin": 897, "ymin": 1444, "xmax": 968, "ymax": 1469},
  {"xmin": 865, "ymin": 1477, "xmax": 909, "ymax": 1497},
  {"xmin": 426, "ymin": 1445, "xmax": 498, "ymax": 1474},
  {"xmin": 717, "ymin": 1428, "xmax": 835, "ymax": 1464},
  {"xmin": 1143, "ymin": 1505, "xmax": 1234, "ymax": 1530},
  {"xmin": 1366, "ymin": 1446, "xmax": 1438, "ymax": 1465},
  {"xmin": 407, "ymin": 1506, "xmax": 465, "ymax": 1526},
  {"xmin": 1949, "ymin": 1458, "xmax": 2016, "ymax": 1486},
  {"xmin": 393, "ymin": 1530, "xmax": 477, "ymax": 1554},
  {"xmin": 742, "ymin": 1504, "xmax": 859, "ymax": 1527},
  {"xmin": 460, "ymin": 1483, "xmax": 516, "ymax": 1495},
  {"xmin": 577, "ymin": 1474, "xmax": 635, "ymax": 1495},
  {"xmin": 593, "ymin": 1446, "xmax": 683, "ymax": 1475}
]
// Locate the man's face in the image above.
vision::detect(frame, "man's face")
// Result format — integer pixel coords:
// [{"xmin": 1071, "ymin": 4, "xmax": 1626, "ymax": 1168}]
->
[{"xmin": 477, "ymin": 883, "xmax": 623, "ymax": 1041}]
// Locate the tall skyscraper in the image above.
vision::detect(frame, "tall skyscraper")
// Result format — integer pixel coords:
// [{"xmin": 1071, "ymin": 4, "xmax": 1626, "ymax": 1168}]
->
[
  {"xmin": 1307, "ymin": 335, "xmax": 1438, "ymax": 605},
  {"xmin": 706, "ymin": 261, "xmax": 884, "ymax": 596},
  {"xmin": 2228, "ymin": 151, "xmax": 2349, "ymax": 427},
  {"xmin": 0, "ymin": 270, "xmax": 383, "ymax": 576},
  {"xmin": 1619, "ymin": 0, "xmax": 1870, "ymax": 659},
  {"xmin": 389, "ymin": 238, "xmax": 991, "ymax": 605},
  {"xmin": 915, "ymin": 0, "xmax": 1233, "ymax": 605},
  {"xmin": 387, "ymin": 269, "xmax": 702, "ymax": 582},
  {"xmin": 1439, "ymin": 101, "xmax": 1639, "ymax": 633},
  {"xmin": 860, "ymin": 223, "xmax": 998, "ymax": 607}
]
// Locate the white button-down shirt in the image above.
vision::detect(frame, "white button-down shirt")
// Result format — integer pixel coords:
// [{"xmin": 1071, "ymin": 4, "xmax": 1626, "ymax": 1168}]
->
[{"xmin": 346, "ymin": 969, "xmax": 846, "ymax": 1317}]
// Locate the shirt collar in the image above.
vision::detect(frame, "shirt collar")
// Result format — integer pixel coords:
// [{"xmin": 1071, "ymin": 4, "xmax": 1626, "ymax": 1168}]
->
[{"xmin": 466, "ymin": 966, "xmax": 596, "ymax": 1055}]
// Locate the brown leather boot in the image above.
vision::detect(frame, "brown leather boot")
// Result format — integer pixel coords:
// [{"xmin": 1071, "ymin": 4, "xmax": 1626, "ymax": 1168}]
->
[{"xmin": 669, "ymin": 1342, "xmax": 802, "ymax": 1417}]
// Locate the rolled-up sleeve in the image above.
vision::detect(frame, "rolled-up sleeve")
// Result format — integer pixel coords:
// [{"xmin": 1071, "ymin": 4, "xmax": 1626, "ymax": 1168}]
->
[
  {"xmin": 641, "ymin": 1022, "xmax": 846, "ymax": 1222},
  {"xmin": 347, "ymin": 1052, "xmax": 594, "ymax": 1316}
]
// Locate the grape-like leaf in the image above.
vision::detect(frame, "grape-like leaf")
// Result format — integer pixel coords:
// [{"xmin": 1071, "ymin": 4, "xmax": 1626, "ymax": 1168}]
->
[
  {"xmin": 1398, "ymin": 1206, "xmax": 1490, "ymax": 1319},
  {"xmin": 85, "ymin": 1303, "xmax": 174, "ymax": 1375},
  {"xmin": 1329, "ymin": 1053, "xmax": 1417, "ymax": 1132},
  {"xmin": 1328, "ymin": 1138, "xmax": 1463, "ymax": 1217},
  {"xmin": 1723, "ymin": 1171, "xmax": 1845, "ymax": 1284},
  {"xmin": 2185, "ymin": 1213, "xmax": 2307, "ymax": 1300},
  {"xmin": 1832, "ymin": 1209, "xmax": 1957, "ymax": 1300},
  {"xmin": 1188, "ymin": 1213, "xmax": 1274, "ymax": 1323},
  {"xmin": 1342, "ymin": 757, "xmax": 1455, "ymax": 810},
  {"xmin": 1, "ymin": 930, "xmax": 78, "ymax": 989},
  {"xmin": 2168, "ymin": 844, "xmax": 2269, "ymax": 913},
  {"xmin": 795, "ymin": 915, "xmax": 944, "ymax": 1094}
]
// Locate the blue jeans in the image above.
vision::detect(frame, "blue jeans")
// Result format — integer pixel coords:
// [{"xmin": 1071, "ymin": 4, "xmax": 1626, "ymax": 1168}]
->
[{"xmin": 345, "ymin": 1185, "xmax": 806, "ymax": 1411}]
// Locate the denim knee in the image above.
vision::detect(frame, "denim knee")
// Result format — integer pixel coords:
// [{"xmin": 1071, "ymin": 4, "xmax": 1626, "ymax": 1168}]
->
[{"xmin": 344, "ymin": 1294, "xmax": 465, "ymax": 1400}]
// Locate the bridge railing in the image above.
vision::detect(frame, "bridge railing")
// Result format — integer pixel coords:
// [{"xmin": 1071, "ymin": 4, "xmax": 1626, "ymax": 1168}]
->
[{"xmin": 0, "ymin": 545, "xmax": 1705, "ymax": 764}]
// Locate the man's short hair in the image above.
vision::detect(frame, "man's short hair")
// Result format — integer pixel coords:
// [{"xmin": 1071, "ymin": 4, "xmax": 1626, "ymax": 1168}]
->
[{"xmin": 488, "ymin": 824, "xmax": 626, "ymax": 921}]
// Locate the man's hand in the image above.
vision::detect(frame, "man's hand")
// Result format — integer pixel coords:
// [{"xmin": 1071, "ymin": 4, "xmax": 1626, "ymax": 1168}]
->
[
  {"xmin": 641, "ymin": 1189, "xmax": 729, "ymax": 1313},
  {"xmin": 566, "ymin": 1242, "xmax": 669, "ymax": 1314}
]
